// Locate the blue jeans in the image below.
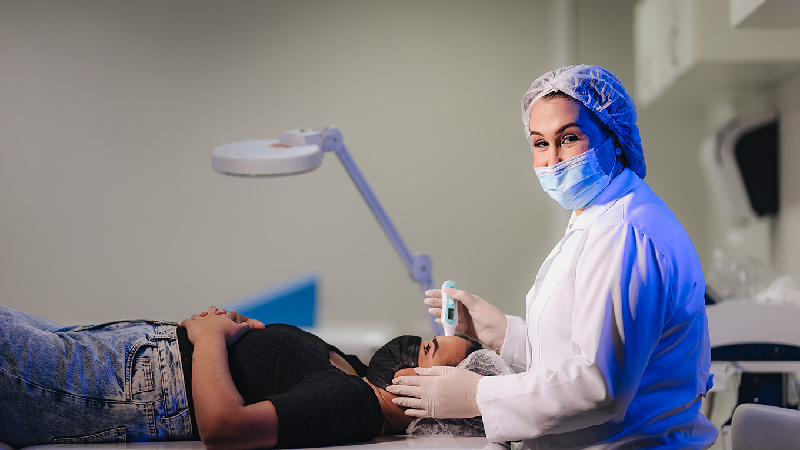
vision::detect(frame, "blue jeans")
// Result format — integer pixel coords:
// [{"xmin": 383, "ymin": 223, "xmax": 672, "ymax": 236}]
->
[{"xmin": 0, "ymin": 305, "xmax": 193, "ymax": 447}]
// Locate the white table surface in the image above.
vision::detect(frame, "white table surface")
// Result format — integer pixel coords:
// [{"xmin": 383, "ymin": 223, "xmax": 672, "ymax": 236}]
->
[{"xmin": 17, "ymin": 436, "xmax": 497, "ymax": 450}]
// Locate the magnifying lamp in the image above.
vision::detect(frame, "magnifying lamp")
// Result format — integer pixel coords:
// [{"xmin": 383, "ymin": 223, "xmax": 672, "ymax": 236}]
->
[{"xmin": 212, "ymin": 125, "xmax": 442, "ymax": 334}]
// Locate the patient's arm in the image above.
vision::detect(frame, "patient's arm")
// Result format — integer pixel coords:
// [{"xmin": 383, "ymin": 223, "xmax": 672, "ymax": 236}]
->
[{"xmin": 181, "ymin": 307, "xmax": 278, "ymax": 450}]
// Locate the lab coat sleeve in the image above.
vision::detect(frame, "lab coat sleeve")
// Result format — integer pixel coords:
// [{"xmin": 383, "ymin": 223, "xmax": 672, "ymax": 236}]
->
[
  {"xmin": 477, "ymin": 223, "xmax": 671, "ymax": 442},
  {"xmin": 499, "ymin": 314, "xmax": 528, "ymax": 373}
]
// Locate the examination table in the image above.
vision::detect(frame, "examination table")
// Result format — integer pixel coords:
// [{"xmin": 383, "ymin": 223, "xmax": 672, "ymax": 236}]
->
[
  {"xmin": 2, "ymin": 436, "xmax": 497, "ymax": 450},
  {"xmin": 0, "ymin": 276, "xmax": 503, "ymax": 450}
]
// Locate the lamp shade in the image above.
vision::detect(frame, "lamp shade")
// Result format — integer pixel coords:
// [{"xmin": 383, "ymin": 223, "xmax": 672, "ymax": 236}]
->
[{"xmin": 212, "ymin": 139, "xmax": 323, "ymax": 177}]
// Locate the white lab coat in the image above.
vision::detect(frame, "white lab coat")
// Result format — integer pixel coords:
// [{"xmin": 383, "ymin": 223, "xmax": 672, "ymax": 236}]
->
[{"xmin": 477, "ymin": 168, "xmax": 718, "ymax": 449}]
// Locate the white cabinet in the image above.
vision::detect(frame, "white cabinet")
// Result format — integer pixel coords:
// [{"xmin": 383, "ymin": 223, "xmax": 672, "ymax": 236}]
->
[
  {"xmin": 634, "ymin": 0, "xmax": 800, "ymax": 110},
  {"xmin": 731, "ymin": 0, "xmax": 800, "ymax": 29}
]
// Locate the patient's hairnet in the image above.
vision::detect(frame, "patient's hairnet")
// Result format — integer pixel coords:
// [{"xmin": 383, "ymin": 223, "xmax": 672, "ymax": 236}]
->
[
  {"xmin": 406, "ymin": 349, "xmax": 513, "ymax": 437},
  {"xmin": 521, "ymin": 65, "xmax": 646, "ymax": 179}
]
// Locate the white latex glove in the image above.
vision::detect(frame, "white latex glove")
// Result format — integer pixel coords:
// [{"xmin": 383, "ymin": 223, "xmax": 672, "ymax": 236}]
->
[
  {"xmin": 387, "ymin": 366, "xmax": 482, "ymax": 418},
  {"xmin": 425, "ymin": 288, "xmax": 507, "ymax": 352}
]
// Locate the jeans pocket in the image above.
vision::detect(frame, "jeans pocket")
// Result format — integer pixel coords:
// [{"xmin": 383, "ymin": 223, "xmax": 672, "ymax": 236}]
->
[
  {"xmin": 131, "ymin": 356, "xmax": 154, "ymax": 395},
  {"xmin": 52, "ymin": 426, "xmax": 127, "ymax": 444},
  {"xmin": 161, "ymin": 408, "xmax": 193, "ymax": 439}
]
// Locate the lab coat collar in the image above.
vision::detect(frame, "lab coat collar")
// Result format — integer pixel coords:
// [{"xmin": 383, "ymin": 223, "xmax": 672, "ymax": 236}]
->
[{"xmin": 567, "ymin": 167, "xmax": 641, "ymax": 232}]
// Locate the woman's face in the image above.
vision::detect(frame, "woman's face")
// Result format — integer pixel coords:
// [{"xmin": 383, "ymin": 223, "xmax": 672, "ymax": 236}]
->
[
  {"xmin": 528, "ymin": 96, "xmax": 608, "ymax": 168},
  {"xmin": 417, "ymin": 336, "xmax": 473, "ymax": 368}
]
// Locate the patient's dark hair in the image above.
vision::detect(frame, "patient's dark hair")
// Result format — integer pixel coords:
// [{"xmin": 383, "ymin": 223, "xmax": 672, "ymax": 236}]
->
[{"xmin": 463, "ymin": 337, "xmax": 483, "ymax": 358}]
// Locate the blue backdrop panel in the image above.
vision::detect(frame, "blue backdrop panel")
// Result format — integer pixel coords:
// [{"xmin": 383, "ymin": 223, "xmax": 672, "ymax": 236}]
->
[{"xmin": 226, "ymin": 273, "xmax": 318, "ymax": 328}]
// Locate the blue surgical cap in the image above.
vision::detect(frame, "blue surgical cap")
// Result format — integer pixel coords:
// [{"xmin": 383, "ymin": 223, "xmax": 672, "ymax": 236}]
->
[{"xmin": 521, "ymin": 65, "xmax": 646, "ymax": 179}]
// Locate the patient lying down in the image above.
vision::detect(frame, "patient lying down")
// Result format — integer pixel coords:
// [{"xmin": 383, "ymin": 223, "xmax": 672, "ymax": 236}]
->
[{"xmin": 0, "ymin": 305, "xmax": 492, "ymax": 449}]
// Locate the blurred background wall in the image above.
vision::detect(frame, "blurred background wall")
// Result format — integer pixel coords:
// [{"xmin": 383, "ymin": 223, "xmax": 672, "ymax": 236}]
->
[{"xmin": 1, "ymin": 0, "xmax": 795, "ymax": 338}]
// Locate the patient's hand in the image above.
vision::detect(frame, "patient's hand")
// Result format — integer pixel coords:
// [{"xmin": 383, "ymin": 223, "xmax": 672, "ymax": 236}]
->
[
  {"xmin": 208, "ymin": 308, "xmax": 265, "ymax": 329},
  {"xmin": 190, "ymin": 308, "xmax": 266, "ymax": 328},
  {"xmin": 180, "ymin": 306, "xmax": 260, "ymax": 346},
  {"xmin": 394, "ymin": 368, "xmax": 418, "ymax": 379}
]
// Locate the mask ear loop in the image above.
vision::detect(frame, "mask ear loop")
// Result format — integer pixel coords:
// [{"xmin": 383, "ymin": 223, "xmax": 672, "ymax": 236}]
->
[
  {"xmin": 592, "ymin": 137, "xmax": 617, "ymax": 176},
  {"xmin": 605, "ymin": 146, "xmax": 623, "ymax": 177}
]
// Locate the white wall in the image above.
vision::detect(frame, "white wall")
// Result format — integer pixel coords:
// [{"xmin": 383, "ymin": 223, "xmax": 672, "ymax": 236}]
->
[
  {"xmin": 3, "ymin": 0, "xmax": 712, "ymax": 338},
  {"xmin": 774, "ymin": 70, "xmax": 800, "ymax": 281},
  {"xmin": 575, "ymin": 1, "xmax": 713, "ymax": 276},
  {"xmin": 0, "ymin": 0, "xmax": 554, "ymax": 334}
]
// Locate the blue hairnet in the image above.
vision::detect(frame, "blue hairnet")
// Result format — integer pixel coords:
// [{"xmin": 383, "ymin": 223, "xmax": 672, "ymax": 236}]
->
[{"xmin": 521, "ymin": 65, "xmax": 646, "ymax": 179}]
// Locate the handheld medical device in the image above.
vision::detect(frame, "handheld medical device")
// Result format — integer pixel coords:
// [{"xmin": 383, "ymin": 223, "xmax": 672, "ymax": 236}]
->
[{"xmin": 441, "ymin": 280, "xmax": 458, "ymax": 337}]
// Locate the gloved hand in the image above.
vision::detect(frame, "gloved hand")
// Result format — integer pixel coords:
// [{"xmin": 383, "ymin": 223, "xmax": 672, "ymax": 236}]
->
[
  {"xmin": 425, "ymin": 288, "xmax": 507, "ymax": 352},
  {"xmin": 387, "ymin": 366, "xmax": 482, "ymax": 418}
]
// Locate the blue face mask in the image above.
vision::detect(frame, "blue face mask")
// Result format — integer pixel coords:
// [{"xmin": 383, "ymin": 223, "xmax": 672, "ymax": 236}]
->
[{"xmin": 534, "ymin": 138, "xmax": 617, "ymax": 210}]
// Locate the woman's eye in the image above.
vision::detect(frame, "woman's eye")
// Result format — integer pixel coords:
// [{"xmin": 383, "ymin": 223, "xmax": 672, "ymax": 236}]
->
[
  {"xmin": 424, "ymin": 343, "xmax": 431, "ymax": 355},
  {"xmin": 533, "ymin": 140, "xmax": 548, "ymax": 149},
  {"xmin": 562, "ymin": 134, "xmax": 579, "ymax": 144}
]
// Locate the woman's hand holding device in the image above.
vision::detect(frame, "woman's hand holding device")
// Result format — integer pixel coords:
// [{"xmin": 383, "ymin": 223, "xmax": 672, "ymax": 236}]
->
[{"xmin": 425, "ymin": 287, "xmax": 507, "ymax": 352}]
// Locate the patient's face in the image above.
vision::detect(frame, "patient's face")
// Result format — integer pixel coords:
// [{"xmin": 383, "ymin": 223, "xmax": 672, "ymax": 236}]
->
[{"xmin": 417, "ymin": 336, "xmax": 473, "ymax": 368}]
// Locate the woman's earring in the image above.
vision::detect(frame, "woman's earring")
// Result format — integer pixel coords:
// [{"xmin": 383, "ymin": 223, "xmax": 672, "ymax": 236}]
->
[{"xmin": 615, "ymin": 148, "xmax": 622, "ymax": 156}]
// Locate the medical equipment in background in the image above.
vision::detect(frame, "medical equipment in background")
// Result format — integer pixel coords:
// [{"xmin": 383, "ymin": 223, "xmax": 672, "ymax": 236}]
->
[
  {"xmin": 706, "ymin": 248, "xmax": 779, "ymax": 305},
  {"xmin": 212, "ymin": 125, "xmax": 442, "ymax": 335},
  {"xmin": 699, "ymin": 113, "xmax": 779, "ymax": 227},
  {"xmin": 441, "ymin": 280, "xmax": 458, "ymax": 337},
  {"xmin": 704, "ymin": 302, "xmax": 800, "ymax": 449},
  {"xmin": 730, "ymin": 403, "xmax": 800, "ymax": 450}
]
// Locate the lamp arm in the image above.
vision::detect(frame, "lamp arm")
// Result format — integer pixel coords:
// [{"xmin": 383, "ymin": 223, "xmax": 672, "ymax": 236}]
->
[
  {"xmin": 321, "ymin": 127, "xmax": 434, "ymax": 290},
  {"xmin": 321, "ymin": 128, "xmax": 441, "ymax": 333}
]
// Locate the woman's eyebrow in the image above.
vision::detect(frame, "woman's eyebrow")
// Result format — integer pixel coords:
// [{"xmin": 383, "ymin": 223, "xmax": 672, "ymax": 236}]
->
[
  {"xmin": 529, "ymin": 122, "xmax": 582, "ymax": 137},
  {"xmin": 431, "ymin": 337, "xmax": 439, "ymax": 357}
]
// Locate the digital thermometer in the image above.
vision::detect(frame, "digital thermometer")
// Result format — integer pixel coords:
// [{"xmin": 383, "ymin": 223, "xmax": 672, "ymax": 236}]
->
[{"xmin": 441, "ymin": 280, "xmax": 458, "ymax": 336}]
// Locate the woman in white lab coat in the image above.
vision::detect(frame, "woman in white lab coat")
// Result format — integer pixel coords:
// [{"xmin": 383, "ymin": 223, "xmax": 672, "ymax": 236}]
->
[{"xmin": 389, "ymin": 65, "xmax": 719, "ymax": 449}]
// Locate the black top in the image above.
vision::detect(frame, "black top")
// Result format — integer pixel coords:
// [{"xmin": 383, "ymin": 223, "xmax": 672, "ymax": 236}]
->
[{"xmin": 177, "ymin": 324, "xmax": 383, "ymax": 448}]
